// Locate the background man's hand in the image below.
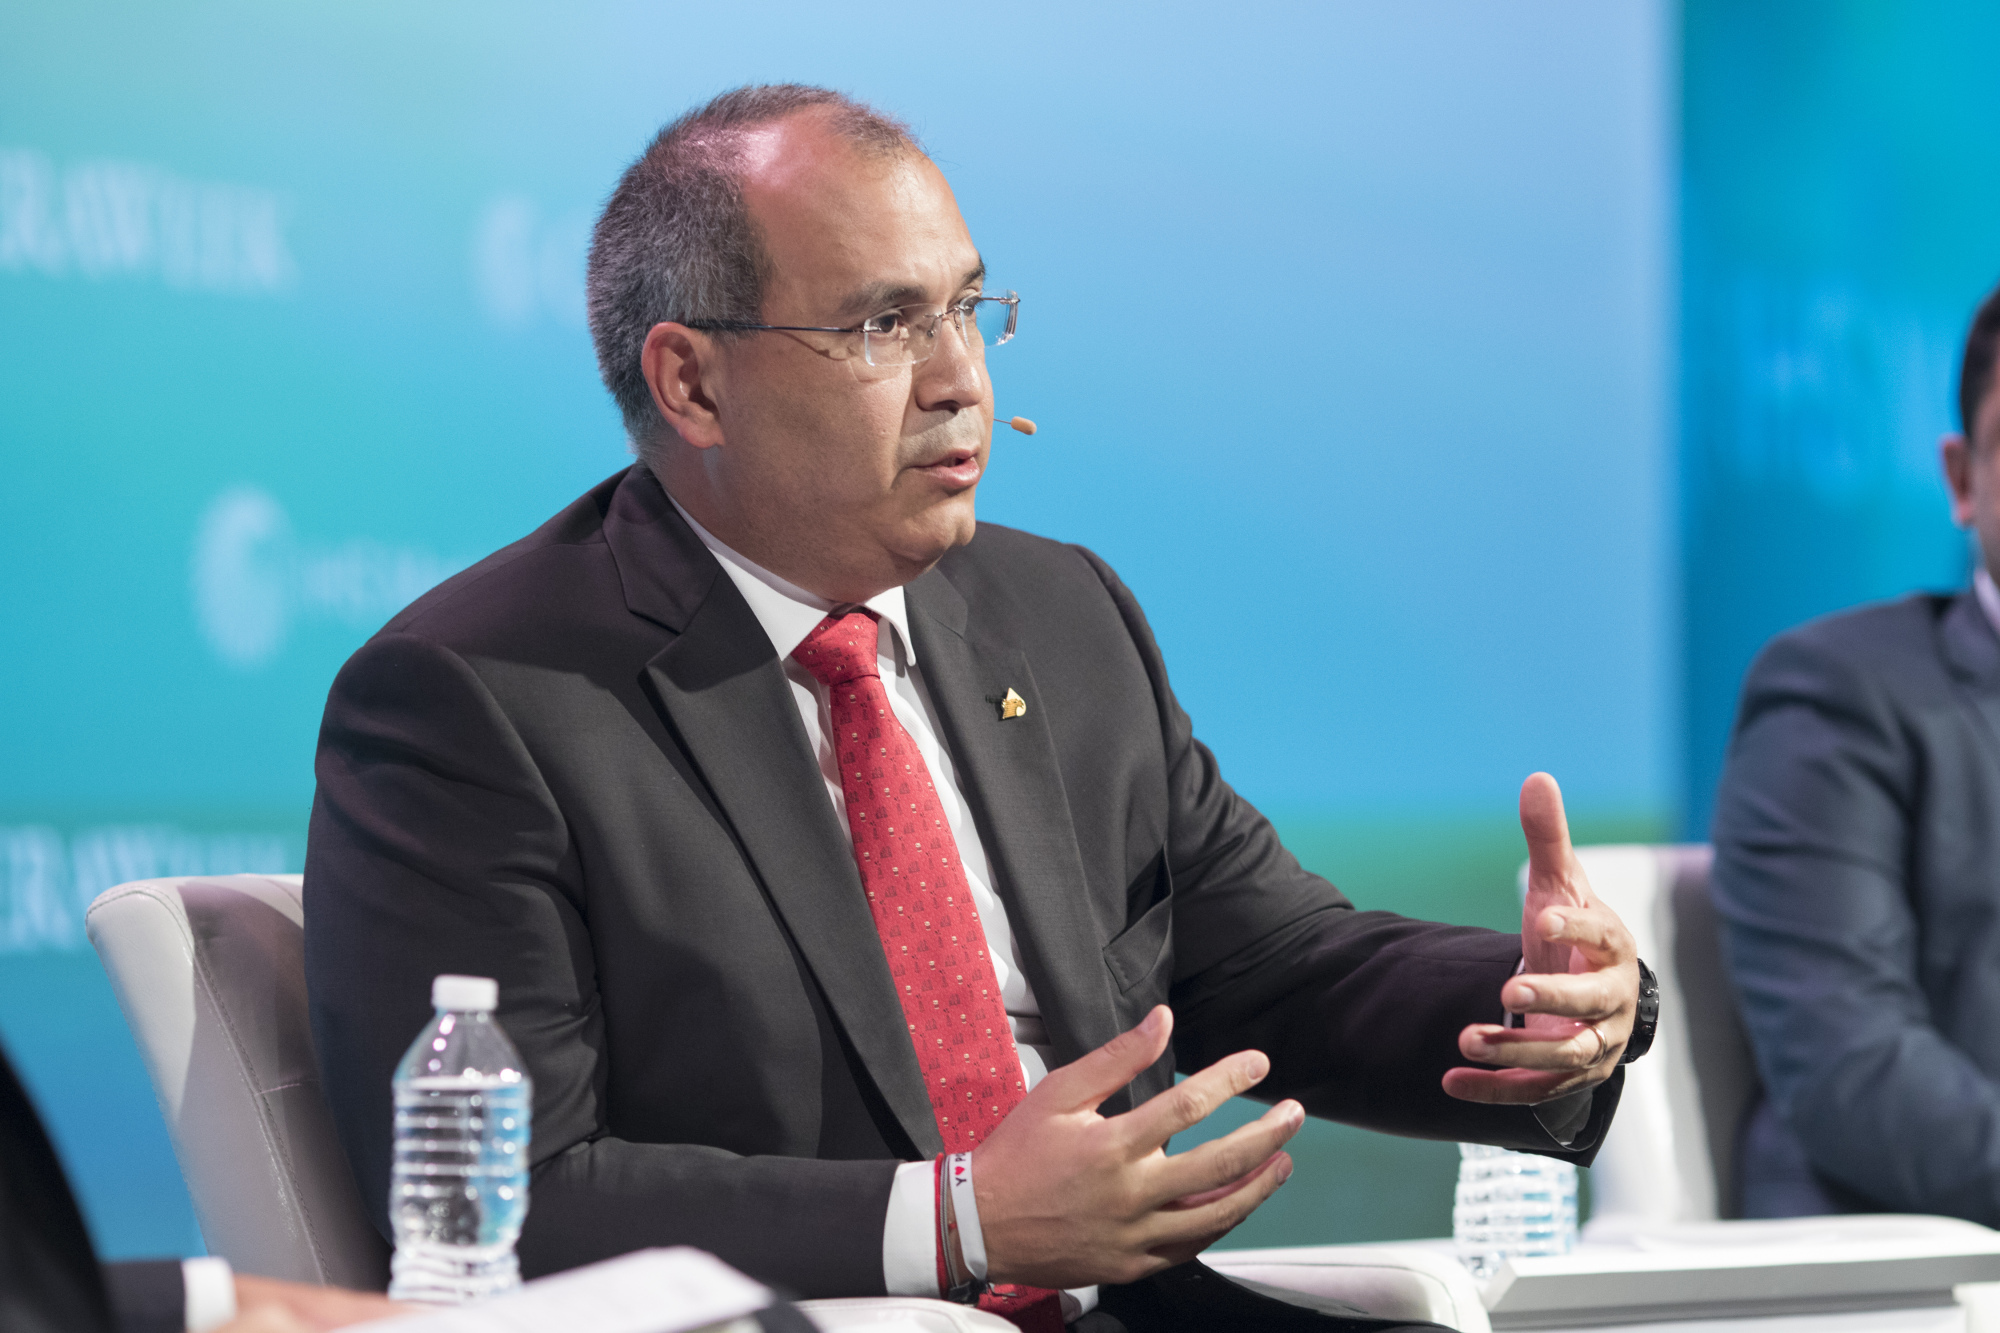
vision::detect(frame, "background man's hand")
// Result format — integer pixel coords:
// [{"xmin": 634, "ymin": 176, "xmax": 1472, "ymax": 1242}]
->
[
  {"xmin": 1442, "ymin": 772, "xmax": 1639, "ymax": 1106},
  {"xmin": 971, "ymin": 1006, "xmax": 1301, "ymax": 1290},
  {"xmin": 230, "ymin": 1275, "xmax": 404, "ymax": 1330},
  {"xmin": 215, "ymin": 1309, "xmax": 314, "ymax": 1333}
]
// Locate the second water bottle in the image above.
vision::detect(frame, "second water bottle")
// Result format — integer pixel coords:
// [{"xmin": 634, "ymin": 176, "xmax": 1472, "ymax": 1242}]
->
[{"xmin": 1452, "ymin": 1142, "xmax": 1577, "ymax": 1282}]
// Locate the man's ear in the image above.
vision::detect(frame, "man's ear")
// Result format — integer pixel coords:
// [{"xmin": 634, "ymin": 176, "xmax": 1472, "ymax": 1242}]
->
[
  {"xmin": 641, "ymin": 322, "xmax": 726, "ymax": 450},
  {"xmin": 1943, "ymin": 433, "xmax": 1976, "ymax": 527}
]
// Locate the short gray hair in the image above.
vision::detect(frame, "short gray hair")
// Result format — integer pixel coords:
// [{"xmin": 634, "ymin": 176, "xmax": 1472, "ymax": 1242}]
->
[{"xmin": 585, "ymin": 84, "xmax": 919, "ymax": 460}]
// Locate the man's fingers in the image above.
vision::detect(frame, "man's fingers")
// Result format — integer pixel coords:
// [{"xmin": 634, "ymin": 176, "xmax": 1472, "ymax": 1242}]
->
[
  {"xmin": 1530, "ymin": 902, "xmax": 1634, "ymax": 971},
  {"xmin": 1118, "ymin": 1048, "xmax": 1273, "ymax": 1153},
  {"xmin": 1168, "ymin": 1144, "xmax": 1288, "ymax": 1208},
  {"xmin": 1503, "ymin": 970, "xmax": 1627, "ymax": 1021},
  {"xmin": 217, "ymin": 1311, "xmax": 315, "ymax": 1333},
  {"xmin": 1442, "ymin": 1065, "xmax": 1581, "ymax": 1105},
  {"xmin": 232, "ymin": 1276, "xmax": 405, "ymax": 1328},
  {"xmin": 1520, "ymin": 773, "xmax": 1592, "ymax": 976},
  {"xmin": 1460, "ymin": 1021, "xmax": 1616, "ymax": 1070},
  {"xmin": 1519, "ymin": 773, "xmax": 1583, "ymax": 902},
  {"xmin": 1166, "ymin": 1150, "xmax": 1289, "ymax": 1210},
  {"xmin": 1138, "ymin": 1150, "xmax": 1292, "ymax": 1252},
  {"xmin": 1149, "ymin": 1100, "xmax": 1304, "ymax": 1203},
  {"xmin": 1038, "ymin": 1005, "xmax": 1175, "ymax": 1115}
]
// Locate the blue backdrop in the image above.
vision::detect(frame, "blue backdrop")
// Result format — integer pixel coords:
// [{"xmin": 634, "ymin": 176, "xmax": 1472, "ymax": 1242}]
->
[
  {"xmin": 2, "ymin": 1, "xmax": 1672, "ymax": 1256},
  {"xmin": 1679, "ymin": 0, "xmax": 2000, "ymax": 832}
]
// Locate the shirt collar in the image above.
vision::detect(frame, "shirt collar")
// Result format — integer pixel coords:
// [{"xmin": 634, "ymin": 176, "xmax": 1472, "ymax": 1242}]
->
[
  {"xmin": 1978, "ymin": 565, "xmax": 2000, "ymax": 642},
  {"xmin": 667, "ymin": 494, "xmax": 916, "ymax": 665}
]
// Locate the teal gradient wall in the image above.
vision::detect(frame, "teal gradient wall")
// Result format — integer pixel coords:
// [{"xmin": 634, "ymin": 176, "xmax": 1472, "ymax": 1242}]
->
[
  {"xmin": 1, "ymin": 2, "xmax": 1671, "ymax": 1256},
  {"xmin": 1680, "ymin": 0, "xmax": 2000, "ymax": 833}
]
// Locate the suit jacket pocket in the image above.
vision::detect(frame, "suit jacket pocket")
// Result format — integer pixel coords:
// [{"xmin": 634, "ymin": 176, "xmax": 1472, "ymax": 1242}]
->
[{"xmin": 1103, "ymin": 890, "xmax": 1174, "ymax": 997}]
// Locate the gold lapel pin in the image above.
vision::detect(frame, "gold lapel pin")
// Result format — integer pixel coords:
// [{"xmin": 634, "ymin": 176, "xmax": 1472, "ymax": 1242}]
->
[{"xmin": 999, "ymin": 688, "xmax": 1027, "ymax": 720}]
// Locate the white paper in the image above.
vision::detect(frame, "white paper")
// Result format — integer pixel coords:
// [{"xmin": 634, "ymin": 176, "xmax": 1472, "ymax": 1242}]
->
[{"xmin": 350, "ymin": 1248, "xmax": 773, "ymax": 1333}]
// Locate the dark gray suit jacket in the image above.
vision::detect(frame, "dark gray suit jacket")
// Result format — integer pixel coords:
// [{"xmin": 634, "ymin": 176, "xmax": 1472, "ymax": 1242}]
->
[
  {"xmin": 305, "ymin": 466, "xmax": 1616, "ymax": 1302},
  {"xmin": 0, "ymin": 1037, "xmax": 184, "ymax": 1333},
  {"xmin": 1713, "ymin": 590, "xmax": 2000, "ymax": 1222}
]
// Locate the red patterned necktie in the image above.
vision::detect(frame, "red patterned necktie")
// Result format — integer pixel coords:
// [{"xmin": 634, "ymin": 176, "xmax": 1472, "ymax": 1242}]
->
[{"xmin": 793, "ymin": 610, "xmax": 1063, "ymax": 1332}]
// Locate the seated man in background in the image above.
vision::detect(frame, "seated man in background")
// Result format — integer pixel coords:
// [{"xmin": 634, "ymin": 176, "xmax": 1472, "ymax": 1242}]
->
[
  {"xmin": 0, "ymin": 1037, "xmax": 396, "ymax": 1333},
  {"xmin": 306, "ymin": 85, "xmax": 1646, "ymax": 1332},
  {"xmin": 1713, "ymin": 280, "xmax": 2000, "ymax": 1221}
]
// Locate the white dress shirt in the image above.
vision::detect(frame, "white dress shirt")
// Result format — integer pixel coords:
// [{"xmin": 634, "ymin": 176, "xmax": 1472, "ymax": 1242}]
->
[
  {"xmin": 667, "ymin": 499, "xmax": 1088, "ymax": 1308},
  {"xmin": 1979, "ymin": 566, "xmax": 2000, "ymax": 638},
  {"xmin": 183, "ymin": 1256, "xmax": 236, "ymax": 1332}
]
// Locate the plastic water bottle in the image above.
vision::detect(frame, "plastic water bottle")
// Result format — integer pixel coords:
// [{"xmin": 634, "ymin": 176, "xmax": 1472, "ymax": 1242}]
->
[
  {"xmin": 1453, "ymin": 1143, "xmax": 1577, "ymax": 1282},
  {"xmin": 389, "ymin": 975, "xmax": 533, "ymax": 1304}
]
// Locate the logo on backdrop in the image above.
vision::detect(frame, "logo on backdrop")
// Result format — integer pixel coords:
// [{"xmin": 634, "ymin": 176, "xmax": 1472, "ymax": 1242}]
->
[
  {"xmin": 1706, "ymin": 280, "xmax": 1958, "ymax": 500},
  {"xmin": 0, "ymin": 148, "xmax": 295, "ymax": 294},
  {"xmin": 192, "ymin": 487, "xmax": 471, "ymax": 669},
  {"xmin": 0, "ymin": 825, "xmax": 290, "ymax": 954},
  {"xmin": 472, "ymin": 194, "xmax": 590, "ymax": 330}
]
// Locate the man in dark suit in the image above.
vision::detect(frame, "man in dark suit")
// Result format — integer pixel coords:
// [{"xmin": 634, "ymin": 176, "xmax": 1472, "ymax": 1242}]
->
[
  {"xmin": 306, "ymin": 85, "xmax": 1645, "ymax": 1330},
  {"xmin": 1713, "ymin": 279, "xmax": 2000, "ymax": 1221},
  {"xmin": 0, "ymin": 1038, "xmax": 394, "ymax": 1333}
]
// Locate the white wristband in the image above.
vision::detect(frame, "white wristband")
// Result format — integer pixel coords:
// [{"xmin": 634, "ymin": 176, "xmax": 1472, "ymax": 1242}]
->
[
  {"xmin": 182, "ymin": 1256, "xmax": 237, "ymax": 1333},
  {"xmin": 945, "ymin": 1150, "xmax": 986, "ymax": 1282}
]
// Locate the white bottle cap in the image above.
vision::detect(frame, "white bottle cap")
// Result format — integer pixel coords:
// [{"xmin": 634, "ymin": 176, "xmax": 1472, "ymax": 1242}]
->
[{"xmin": 432, "ymin": 974, "xmax": 498, "ymax": 1012}]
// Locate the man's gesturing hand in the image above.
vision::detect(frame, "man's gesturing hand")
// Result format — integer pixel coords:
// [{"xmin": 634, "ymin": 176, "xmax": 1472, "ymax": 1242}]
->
[
  {"xmin": 970, "ymin": 1006, "xmax": 1302, "ymax": 1290},
  {"xmin": 1443, "ymin": 772, "xmax": 1640, "ymax": 1106}
]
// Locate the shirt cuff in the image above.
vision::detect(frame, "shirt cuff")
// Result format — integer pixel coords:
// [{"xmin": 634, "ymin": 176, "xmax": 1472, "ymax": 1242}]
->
[
  {"xmin": 883, "ymin": 1159, "xmax": 940, "ymax": 1296},
  {"xmin": 1533, "ymin": 1087, "xmax": 1596, "ymax": 1147},
  {"xmin": 182, "ymin": 1256, "xmax": 237, "ymax": 1333}
]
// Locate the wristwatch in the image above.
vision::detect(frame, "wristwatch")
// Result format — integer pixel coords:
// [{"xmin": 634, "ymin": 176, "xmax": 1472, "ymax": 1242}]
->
[{"xmin": 1620, "ymin": 958, "xmax": 1658, "ymax": 1064}]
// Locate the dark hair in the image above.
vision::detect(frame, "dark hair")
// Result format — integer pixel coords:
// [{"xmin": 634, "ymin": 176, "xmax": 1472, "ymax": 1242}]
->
[
  {"xmin": 1960, "ymin": 279, "xmax": 2000, "ymax": 442},
  {"xmin": 585, "ymin": 84, "xmax": 918, "ymax": 455}
]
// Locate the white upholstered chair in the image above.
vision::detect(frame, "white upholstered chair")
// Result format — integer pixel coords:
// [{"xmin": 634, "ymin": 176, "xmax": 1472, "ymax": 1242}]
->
[
  {"xmin": 1204, "ymin": 1245, "xmax": 1489, "ymax": 1331},
  {"xmin": 86, "ymin": 874, "xmax": 391, "ymax": 1287},
  {"xmin": 1533, "ymin": 844, "xmax": 1761, "ymax": 1231},
  {"xmin": 87, "ymin": 874, "xmax": 1484, "ymax": 1326}
]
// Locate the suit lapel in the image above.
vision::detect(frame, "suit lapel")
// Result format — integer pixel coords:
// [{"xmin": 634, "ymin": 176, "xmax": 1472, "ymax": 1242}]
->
[
  {"xmin": 905, "ymin": 569, "xmax": 1124, "ymax": 1083},
  {"xmin": 1940, "ymin": 590, "xmax": 2000, "ymax": 759},
  {"xmin": 610, "ymin": 472, "xmax": 940, "ymax": 1154}
]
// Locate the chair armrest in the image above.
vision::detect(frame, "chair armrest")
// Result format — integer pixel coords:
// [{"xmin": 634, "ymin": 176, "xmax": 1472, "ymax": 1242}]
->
[
  {"xmin": 795, "ymin": 1296, "xmax": 1018, "ymax": 1330},
  {"xmin": 801, "ymin": 1247, "xmax": 1490, "ymax": 1332},
  {"xmin": 1206, "ymin": 1243, "xmax": 1491, "ymax": 1332}
]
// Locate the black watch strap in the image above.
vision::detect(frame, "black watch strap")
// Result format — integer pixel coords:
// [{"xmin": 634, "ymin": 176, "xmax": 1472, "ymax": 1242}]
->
[
  {"xmin": 943, "ymin": 1278, "xmax": 987, "ymax": 1305},
  {"xmin": 1621, "ymin": 958, "xmax": 1659, "ymax": 1064}
]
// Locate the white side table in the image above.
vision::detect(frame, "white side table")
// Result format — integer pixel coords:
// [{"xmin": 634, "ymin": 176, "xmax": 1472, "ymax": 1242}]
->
[{"xmin": 1211, "ymin": 1215, "xmax": 2000, "ymax": 1333}]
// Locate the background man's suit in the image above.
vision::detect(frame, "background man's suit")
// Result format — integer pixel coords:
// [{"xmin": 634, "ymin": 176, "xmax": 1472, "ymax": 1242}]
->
[
  {"xmin": 0, "ymin": 1041, "xmax": 185, "ymax": 1333},
  {"xmin": 1713, "ymin": 590, "xmax": 2000, "ymax": 1221},
  {"xmin": 306, "ymin": 466, "xmax": 1620, "ymax": 1314}
]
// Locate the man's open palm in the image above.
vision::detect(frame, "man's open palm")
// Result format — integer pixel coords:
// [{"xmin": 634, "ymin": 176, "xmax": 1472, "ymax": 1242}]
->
[{"xmin": 971, "ymin": 1007, "xmax": 1301, "ymax": 1289}]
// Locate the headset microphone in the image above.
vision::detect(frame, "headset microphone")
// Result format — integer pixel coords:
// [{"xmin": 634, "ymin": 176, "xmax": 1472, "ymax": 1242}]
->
[{"xmin": 1001, "ymin": 416, "xmax": 1037, "ymax": 436}]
